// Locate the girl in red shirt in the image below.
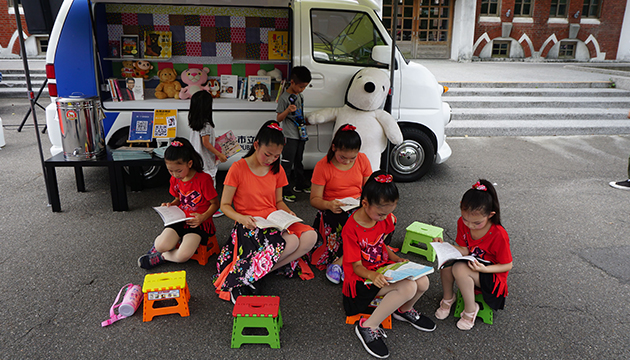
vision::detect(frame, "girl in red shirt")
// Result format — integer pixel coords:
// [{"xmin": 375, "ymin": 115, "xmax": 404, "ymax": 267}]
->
[
  {"xmin": 214, "ymin": 120, "xmax": 317, "ymax": 303},
  {"xmin": 433, "ymin": 179, "xmax": 513, "ymax": 330},
  {"xmin": 310, "ymin": 124, "xmax": 372, "ymax": 284}
]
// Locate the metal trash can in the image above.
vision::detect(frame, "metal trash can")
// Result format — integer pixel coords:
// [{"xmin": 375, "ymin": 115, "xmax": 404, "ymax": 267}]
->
[{"xmin": 56, "ymin": 95, "xmax": 105, "ymax": 160}]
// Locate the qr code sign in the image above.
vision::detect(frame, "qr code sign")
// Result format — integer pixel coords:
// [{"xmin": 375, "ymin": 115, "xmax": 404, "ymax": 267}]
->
[
  {"xmin": 154, "ymin": 125, "xmax": 168, "ymax": 137},
  {"xmin": 136, "ymin": 121, "xmax": 148, "ymax": 132}
]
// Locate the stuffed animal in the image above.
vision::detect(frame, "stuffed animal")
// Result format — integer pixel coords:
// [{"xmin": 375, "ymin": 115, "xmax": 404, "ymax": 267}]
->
[
  {"xmin": 154, "ymin": 68, "xmax": 181, "ymax": 99},
  {"xmin": 308, "ymin": 67, "xmax": 403, "ymax": 171},
  {"xmin": 208, "ymin": 78, "xmax": 221, "ymax": 98},
  {"xmin": 120, "ymin": 60, "xmax": 135, "ymax": 78},
  {"xmin": 257, "ymin": 67, "xmax": 283, "ymax": 81},
  {"xmin": 133, "ymin": 60, "xmax": 153, "ymax": 79},
  {"xmin": 179, "ymin": 67, "xmax": 211, "ymax": 100}
]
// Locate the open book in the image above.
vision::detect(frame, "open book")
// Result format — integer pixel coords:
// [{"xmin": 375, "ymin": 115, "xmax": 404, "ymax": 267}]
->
[
  {"xmin": 336, "ymin": 197, "xmax": 360, "ymax": 212},
  {"xmin": 253, "ymin": 210, "xmax": 302, "ymax": 231},
  {"xmin": 365, "ymin": 261, "xmax": 434, "ymax": 284},
  {"xmin": 153, "ymin": 206, "xmax": 194, "ymax": 226},
  {"xmin": 430, "ymin": 242, "xmax": 491, "ymax": 269},
  {"xmin": 213, "ymin": 130, "xmax": 242, "ymax": 160}
]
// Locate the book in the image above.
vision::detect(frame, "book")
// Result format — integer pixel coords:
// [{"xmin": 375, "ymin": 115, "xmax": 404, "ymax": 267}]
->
[
  {"xmin": 430, "ymin": 242, "xmax": 492, "ymax": 269},
  {"xmin": 220, "ymin": 75, "xmax": 238, "ymax": 98},
  {"xmin": 153, "ymin": 109, "xmax": 178, "ymax": 139},
  {"xmin": 153, "ymin": 206, "xmax": 194, "ymax": 226},
  {"xmin": 247, "ymin": 75, "xmax": 272, "ymax": 102},
  {"xmin": 115, "ymin": 77, "xmax": 144, "ymax": 101},
  {"xmin": 336, "ymin": 197, "xmax": 360, "ymax": 212},
  {"xmin": 274, "ymin": 79, "xmax": 286, "ymax": 103},
  {"xmin": 108, "ymin": 78, "xmax": 119, "ymax": 102},
  {"xmin": 365, "ymin": 261, "xmax": 434, "ymax": 284},
  {"xmin": 113, "ymin": 78, "xmax": 122, "ymax": 101},
  {"xmin": 128, "ymin": 111, "xmax": 154, "ymax": 142},
  {"xmin": 120, "ymin": 35, "xmax": 139, "ymax": 58},
  {"xmin": 268, "ymin": 31, "xmax": 289, "ymax": 60},
  {"xmin": 214, "ymin": 130, "xmax": 242, "ymax": 159},
  {"xmin": 253, "ymin": 210, "xmax": 302, "ymax": 231},
  {"xmin": 240, "ymin": 77, "xmax": 248, "ymax": 99},
  {"xmin": 144, "ymin": 31, "xmax": 172, "ymax": 59}
]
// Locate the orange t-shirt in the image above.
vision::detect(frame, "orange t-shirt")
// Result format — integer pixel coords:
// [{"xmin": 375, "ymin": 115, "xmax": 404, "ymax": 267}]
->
[
  {"xmin": 311, "ymin": 152, "xmax": 372, "ymax": 201},
  {"xmin": 223, "ymin": 158, "xmax": 288, "ymax": 218}
]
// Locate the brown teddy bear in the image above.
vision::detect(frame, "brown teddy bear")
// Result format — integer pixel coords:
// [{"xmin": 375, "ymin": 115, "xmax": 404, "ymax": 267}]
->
[{"xmin": 154, "ymin": 68, "xmax": 181, "ymax": 99}]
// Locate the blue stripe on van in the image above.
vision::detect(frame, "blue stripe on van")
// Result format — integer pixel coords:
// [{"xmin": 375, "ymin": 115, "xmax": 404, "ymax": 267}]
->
[{"xmin": 103, "ymin": 112, "xmax": 120, "ymax": 138}]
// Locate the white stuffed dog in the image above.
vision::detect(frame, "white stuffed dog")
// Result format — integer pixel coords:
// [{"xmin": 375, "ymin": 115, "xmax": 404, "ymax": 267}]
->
[{"xmin": 308, "ymin": 68, "xmax": 403, "ymax": 171}]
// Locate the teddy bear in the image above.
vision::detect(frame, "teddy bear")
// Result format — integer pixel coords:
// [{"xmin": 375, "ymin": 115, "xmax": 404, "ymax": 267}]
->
[
  {"xmin": 133, "ymin": 60, "xmax": 153, "ymax": 79},
  {"xmin": 120, "ymin": 60, "xmax": 135, "ymax": 78},
  {"xmin": 308, "ymin": 67, "xmax": 403, "ymax": 172},
  {"xmin": 257, "ymin": 67, "xmax": 283, "ymax": 81},
  {"xmin": 179, "ymin": 67, "xmax": 211, "ymax": 100},
  {"xmin": 154, "ymin": 68, "xmax": 181, "ymax": 99},
  {"xmin": 208, "ymin": 78, "xmax": 221, "ymax": 98}
]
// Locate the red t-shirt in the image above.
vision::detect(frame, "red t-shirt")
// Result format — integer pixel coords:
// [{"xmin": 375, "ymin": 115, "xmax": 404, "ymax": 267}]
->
[
  {"xmin": 455, "ymin": 217, "xmax": 512, "ymax": 296},
  {"xmin": 223, "ymin": 158, "xmax": 288, "ymax": 218},
  {"xmin": 311, "ymin": 152, "xmax": 372, "ymax": 201},
  {"xmin": 169, "ymin": 170, "xmax": 217, "ymax": 228},
  {"xmin": 342, "ymin": 213, "xmax": 396, "ymax": 298}
]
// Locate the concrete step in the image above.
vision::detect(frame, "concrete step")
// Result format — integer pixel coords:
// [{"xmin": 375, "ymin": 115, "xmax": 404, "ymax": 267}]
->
[
  {"xmin": 441, "ymin": 81, "xmax": 613, "ymax": 88},
  {"xmin": 451, "ymin": 108, "xmax": 629, "ymax": 120},
  {"xmin": 444, "ymin": 87, "xmax": 630, "ymax": 97},
  {"xmin": 0, "ymin": 80, "xmax": 47, "ymax": 88},
  {"xmin": 446, "ymin": 119, "xmax": 630, "ymax": 137},
  {"xmin": 1, "ymin": 73, "xmax": 47, "ymax": 81},
  {"xmin": 445, "ymin": 96, "xmax": 630, "ymax": 108}
]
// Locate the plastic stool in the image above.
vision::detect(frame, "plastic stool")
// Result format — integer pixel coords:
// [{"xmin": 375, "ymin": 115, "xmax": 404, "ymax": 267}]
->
[
  {"xmin": 453, "ymin": 288, "xmax": 493, "ymax": 325},
  {"xmin": 401, "ymin": 222, "xmax": 443, "ymax": 262},
  {"xmin": 176, "ymin": 234, "xmax": 219, "ymax": 265},
  {"xmin": 346, "ymin": 313, "xmax": 392, "ymax": 329},
  {"xmin": 232, "ymin": 296, "xmax": 282, "ymax": 349},
  {"xmin": 142, "ymin": 270, "xmax": 190, "ymax": 322}
]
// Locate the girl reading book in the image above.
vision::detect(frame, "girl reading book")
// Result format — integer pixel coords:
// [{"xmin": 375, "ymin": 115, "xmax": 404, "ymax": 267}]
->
[
  {"xmin": 213, "ymin": 120, "xmax": 317, "ymax": 303},
  {"xmin": 432, "ymin": 179, "xmax": 513, "ymax": 330},
  {"xmin": 343, "ymin": 171, "xmax": 435, "ymax": 359}
]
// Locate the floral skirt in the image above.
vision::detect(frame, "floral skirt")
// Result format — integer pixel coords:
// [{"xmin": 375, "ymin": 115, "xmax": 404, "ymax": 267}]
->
[{"xmin": 309, "ymin": 209, "xmax": 354, "ymax": 270}]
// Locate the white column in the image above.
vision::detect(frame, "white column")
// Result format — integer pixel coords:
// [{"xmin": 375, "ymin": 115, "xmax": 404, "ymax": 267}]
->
[
  {"xmin": 617, "ymin": 0, "xmax": 630, "ymax": 60},
  {"xmin": 450, "ymin": 0, "xmax": 477, "ymax": 61}
]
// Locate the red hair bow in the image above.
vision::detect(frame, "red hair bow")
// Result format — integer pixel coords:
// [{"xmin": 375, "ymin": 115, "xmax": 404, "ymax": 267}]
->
[
  {"xmin": 375, "ymin": 174, "xmax": 393, "ymax": 183},
  {"xmin": 472, "ymin": 181, "xmax": 487, "ymax": 191},
  {"xmin": 341, "ymin": 124, "xmax": 356, "ymax": 131},
  {"xmin": 268, "ymin": 123, "xmax": 283, "ymax": 131},
  {"xmin": 171, "ymin": 141, "xmax": 183, "ymax": 147}
]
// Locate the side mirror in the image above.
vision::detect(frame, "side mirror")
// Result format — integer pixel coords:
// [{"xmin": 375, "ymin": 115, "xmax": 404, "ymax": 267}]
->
[{"xmin": 371, "ymin": 45, "xmax": 391, "ymax": 65}]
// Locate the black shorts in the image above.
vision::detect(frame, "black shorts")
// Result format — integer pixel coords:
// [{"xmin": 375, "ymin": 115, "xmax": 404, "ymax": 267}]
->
[
  {"xmin": 166, "ymin": 221, "xmax": 215, "ymax": 246},
  {"xmin": 343, "ymin": 281, "xmax": 382, "ymax": 316},
  {"xmin": 479, "ymin": 272, "xmax": 506, "ymax": 310}
]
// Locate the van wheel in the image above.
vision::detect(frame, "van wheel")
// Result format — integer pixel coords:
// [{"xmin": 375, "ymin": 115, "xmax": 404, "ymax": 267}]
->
[
  {"xmin": 382, "ymin": 127, "xmax": 435, "ymax": 182},
  {"xmin": 107, "ymin": 127, "xmax": 168, "ymax": 187}
]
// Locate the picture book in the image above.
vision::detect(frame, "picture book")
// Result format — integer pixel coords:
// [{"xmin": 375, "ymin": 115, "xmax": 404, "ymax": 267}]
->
[
  {"xmin": 220, "ymin": 75, "xmax": 238, "ymax": 98},
  {"xmin": 208, "ymin": 76, "xmax": 221, "ymax": 98},
  {"xmin": 107, "ymin": 78, "xmax": 119, "ymax": 101},
  {"xmin": 274, "ymin": 79, "xmax": 286, "ymax": 103},
  {"xmin": 153, "ymin": 109, "xmax": 177, "ymax": 139},
  {"xmin": 128, "ymin": 111, "xmax": 154, "ymax": 142},
  {"xmin": 336, "ymin": 197, "xmax": 361, "ymax": 212},
  {"xmin": 120, "ymin": 35, "xmax": 139, "ymax": 58},
  {"xmin": 213, "ymin": 130, "xmax": 242, "ymax": 159},
  {"xmin": 115, "ymin": 78, "xmax": 144, "ymax": 101},
  {"xmin": 144, "ymin": 31, "xmax": 172, "ymax": 59},
  {"xmin": 153, "ymin": 206, "xmax": 194, "ymax": 226},
  {"xmin": 430, "ymin": 242, "xmax": 492, "ymax": 269},
  {"xmin": 253, "ymin": 210, "xmax": 302, "ymax": 231},
  {"xmin": 268, "ymin": 31, "xmax": 289, "ymax": 60},
  {"xmin": 247, "ymin": 75, "xmax": 272, "ymax": 102},
  {"xmin": 365, "ymin": 261, "xmax": 434, "ymax": 284}
]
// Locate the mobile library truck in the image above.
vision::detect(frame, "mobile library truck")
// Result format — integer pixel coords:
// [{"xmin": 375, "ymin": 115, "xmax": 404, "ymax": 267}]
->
[{"xmin": 45, "ymin": 0, "xmax": 451, "ymax": 182}]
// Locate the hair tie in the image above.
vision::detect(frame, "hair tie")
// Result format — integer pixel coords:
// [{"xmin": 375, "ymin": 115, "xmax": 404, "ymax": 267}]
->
[
  {"xmin": 267, "ymin": 123, "xmax": 283, "ymax": 131},
  {"xmin": 341, "ymin": 124, "xmax": 356, "ymax": 132},
  {"xmin": 375, "ymin": 174, "xmax": 393, "ymax": 183},
  {"xmin": 171, "ymin": 141, "xmax": 183, "ymax": 147},
  {"xmin": 472, "ymin": 181, "xmax": 487, "ymax": 191}
]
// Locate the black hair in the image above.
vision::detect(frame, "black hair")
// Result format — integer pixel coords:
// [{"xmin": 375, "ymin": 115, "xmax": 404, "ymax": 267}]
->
[
  {"xmin": 361, "ymin": 170, "xmax": 399, "ymax": 206},
  {"xmin": 326, "ymin": 124, "xmax": 362, "ymax": 163},
  {"xmin": 460, "ymin": 179, "xmax": 501, "ymax": 226},
  {"xmin": 188, "ymin": 90, "xmax": 214, "ymax": 131},
  {"xmin": 244, "ymin": 120, "xmax": 285, "ymax": 174},
  {"xmin": 290, "ymin": 66, "xmax": 312, "ymax": 84},
  {"xmin": 164, "ymin": 137, "xmax": 204, "ymax": 173}
]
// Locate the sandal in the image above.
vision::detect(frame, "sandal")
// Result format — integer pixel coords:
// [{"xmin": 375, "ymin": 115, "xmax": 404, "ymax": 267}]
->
[
  {"xmin": 457, "ymin": 302, "xmax": 480, "ymax": 330},
  {"xmin": 434, "ymin": 294, "xmax": 456, "ymax": 320}
]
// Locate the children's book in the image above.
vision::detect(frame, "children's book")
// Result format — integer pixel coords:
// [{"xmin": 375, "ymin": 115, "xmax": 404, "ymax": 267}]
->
[
  {"xmin": 253, "ymin": 210, "xmax": 302, "ymax": 231},
  {"xmin": 240, "ymin": 77, "xmax": 248, "ymax": 99},
  {"xmin": 128, "ymin": 111, "xmax": 154, "ymax": 142},
  {"xmin": 120, "ymin": 35, "xmax": 139, "ymax": 58},
  {"xmin": 365, "ymin": 261, "xmax": 434, "ymax": 284},
  {"xmin": 247, "ymin": 75, "xmax": 272, "ymax": 102},
  {"xmin": 143, "ymin": 31, "xmax": 172, "ymax": 59},
  {"xmin": 430, "ymin": 242, "xmax": 492, "ymax": 269},
  {"xmin": 220, "ymin": 75, "xmax": 238, "ymax": 98},
  {"xmin": 213, "ymin": 130, "xmax": 242, "ymax": 159},
  {"xmin": 153, "ymin": 109, "xmax": 178, "ymax": 139},
  {"xmin": 108, "ymin": 78, "xmax": 119, "ymax": 101},
  {"xmin": 268, "ymin": 31, "xmax": 289, "ymax": 60},
  {"xmin": 153, "ymin": 206, "xmax": 194, "ymax": 226},
  {"xmin": 274, "ymin": 79, "xmax": 286, "ymax": 103},
  {"xmin": 336, "ymin": 197, "xmax": 360, "ymax": 212}
]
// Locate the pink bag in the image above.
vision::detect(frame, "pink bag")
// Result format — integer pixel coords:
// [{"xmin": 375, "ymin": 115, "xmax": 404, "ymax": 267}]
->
[{"xmin": 101, "ymin": 283, "xmax": 143, "ymax": 327}]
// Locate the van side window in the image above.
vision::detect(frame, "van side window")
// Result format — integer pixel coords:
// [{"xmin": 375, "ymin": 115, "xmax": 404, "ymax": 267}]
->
[{"xmin": 311, "ymin": 9, "xmax": 387, "ymax": 66}]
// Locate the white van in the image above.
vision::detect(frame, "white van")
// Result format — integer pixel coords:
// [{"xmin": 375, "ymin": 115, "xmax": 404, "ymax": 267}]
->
[{"xmin": 45, "ymin": 0, "xmax": 451, "ymax": 182}]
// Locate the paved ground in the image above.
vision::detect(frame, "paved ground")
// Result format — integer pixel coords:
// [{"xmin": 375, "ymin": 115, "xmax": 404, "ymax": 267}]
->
[{"xmin": 2, "ymin": 93, "xmax": 630, "ymax": 359}]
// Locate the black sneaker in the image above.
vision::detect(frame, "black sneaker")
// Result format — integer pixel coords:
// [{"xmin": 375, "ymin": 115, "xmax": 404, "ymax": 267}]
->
[
  {"xmin": 392, "ymin": 308, "xmax": 436, "ymax": 332},
  {"xmin": 355, "ymin": 318, "xmax": 389, "ymax": 358},
  {"xmin": 230, "ymin": 284, "xmax": 258, "ymax": 304},
  {"xmin": 609, "ymin": 179, "xmax": 630, "ymax": 190},
  {"xmin": 137, "ymin": 252, "xmax": 165, "ymax": 269}
]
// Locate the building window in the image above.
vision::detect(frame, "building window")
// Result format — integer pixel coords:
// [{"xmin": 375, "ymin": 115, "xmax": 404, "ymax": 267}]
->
[
  {"xmin": 514, "ymin": 0, "xmax": 533, "ymax": 16},
  {"xmin": 7, "ymin": 0, "xmax": 22, "ymax": 14},
  {"xmin": 582, "ymin": 0, "xmax": 600, "ymax": 18},
  {"xmin": 382, "ymin": 0, "xmax": 415, "ymax": 41},
  {"xmin": 36, "ymin": 37, "xmax": 48, "ymax": 55},
  {"xmin": 480, "ymin": 0, "xmax": 500, "ymax": 16},
  {"xmin": 550, "ymin": 0, "xmax": 568, "ymax": 17},
  {"xmin": 558, "ymin": 41, "xmax": 576, "ymax": 58},
  {"xmin": 492, "ymin": 41, "xmax": 510, "ymax": 58},
  {"xmin": 418, "ymin": 0, "xmax": 450, "ymax": 42}
]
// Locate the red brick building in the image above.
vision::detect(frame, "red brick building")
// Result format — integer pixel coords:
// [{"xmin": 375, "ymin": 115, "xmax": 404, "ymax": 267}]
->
[{"xmin": 0, "ymin": 0, "xmax": 46, "ymax": 58}]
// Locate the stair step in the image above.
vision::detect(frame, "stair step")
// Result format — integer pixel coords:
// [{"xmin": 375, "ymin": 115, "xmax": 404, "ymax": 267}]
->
[
  {"xmin": 445, "ymin": 96, "xmax": 630, "ymax": 108},
  {"xmin": 1, "ymin": 73, "xmax": 47, "ymax": 81},
  {"xmin": 451, "ymin": 108, "xmax": 629, "ymax": 120},
  {"xmin": 0, "ymin": 69, "xmax": 46, "ymax": 75},
  {"xmin": 446, "ymin": 119, "xmax": 630, "ymax": 137},
  {"xmin": 444, "ymin": 88, "xmax": 629, "ymax": 97},
  {"xmin": 441, "ymin": 81, "xmax": 612, "ymax": 88},
  {"xmin": 0, "ymin": 87, "xmax": 49, "ymax": 98}
]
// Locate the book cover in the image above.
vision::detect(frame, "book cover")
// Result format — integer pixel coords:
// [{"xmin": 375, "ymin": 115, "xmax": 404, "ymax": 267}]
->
[
  {"xmin": 120, "ymin": 35, "xmax": 139, "ymax": 58},
  {"xmin": 153, "ymin": 206, "xmax": 194, "ymax": 226},
  {"xmin": 144, "ymin": 31, "xmax": 172, "ymax": 59},
  {"xmin": 268, "ymin": 31, "xmax": 289, "ymax": 60},
  {"xmin": 240, "ymin": 77, "xmax": 248, "ymax": 99},
  {"xmin": 128, "ymin": 111, "xmax": 154, "ymax": 142},
  {"xmin": 116, "ymin": 78, "xmax": 143, "ymax": 101},
  {"xmin": 153, "ymin": 109, "xmax": 178, "ymax": 139},
  {"xmin": 213, "ymin": 130, "xmax": 242, "ymax": 159},
  {"xmin": 108, "ymin": 78, "xmax": 119, "ymax": 102},
  {"xmin": 247, "ymin": 75, "xmax": 272, "ymax": 102},
  {"xmin": 365, "ymin": 261, "xmax": 434, "ymax": 284},
  {"xmin": 220, "ymin": 75, "xmax": 238, "ymax": 98},
  {"xmin": 275, "ymin": 79, "xmax": 286, "ymax": 103}
]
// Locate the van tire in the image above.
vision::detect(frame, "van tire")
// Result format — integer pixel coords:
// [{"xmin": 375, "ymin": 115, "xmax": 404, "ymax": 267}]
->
[{"xmin": 382, "ymin": 127, "xmax": 435, "ymax": 182}]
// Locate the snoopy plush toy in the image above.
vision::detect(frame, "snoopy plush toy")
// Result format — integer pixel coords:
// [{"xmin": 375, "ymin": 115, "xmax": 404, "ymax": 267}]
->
[{"xmin": 308, "ymin": 67, "xmax": 403, "ymax": 171}]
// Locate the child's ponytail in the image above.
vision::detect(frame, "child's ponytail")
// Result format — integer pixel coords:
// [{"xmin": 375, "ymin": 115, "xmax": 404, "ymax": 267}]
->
[
  {"xmin": 326, "ymin": 123, "xmax": 362, "ymax": 163},
  {"xmin": 460, "ymin": 179, "xmax": 501, "ymax": 226},
  {"xmin": 164, "ymin": 137, "xmax": 205, "ymax": 173}
]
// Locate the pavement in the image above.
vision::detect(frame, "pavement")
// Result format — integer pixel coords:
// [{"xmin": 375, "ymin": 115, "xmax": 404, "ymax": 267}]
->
[{"xmin": 1, "ymin": 60, "xmax": 630, "ymax": 359}]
